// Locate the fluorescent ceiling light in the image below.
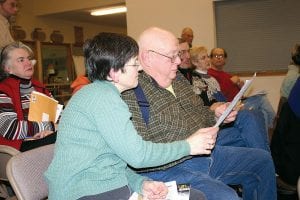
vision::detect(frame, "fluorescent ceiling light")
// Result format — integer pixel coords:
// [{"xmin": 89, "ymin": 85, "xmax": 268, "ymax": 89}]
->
[{"xmin": 91, "ymin": 6, "xmax": 127, "ymax": 16}]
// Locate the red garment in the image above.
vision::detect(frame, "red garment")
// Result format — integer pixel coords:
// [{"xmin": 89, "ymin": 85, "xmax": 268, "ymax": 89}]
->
[
  {"xmin": 0, "ymin": 77, "xmax": 50, "ymax": 150},
  {"xmin": 70, "ymin": 75, "xmax": 90, "ymax": 95},
  {"xmin": 208, "ymin": 68, "xmax": 240, "ymax": 101}
]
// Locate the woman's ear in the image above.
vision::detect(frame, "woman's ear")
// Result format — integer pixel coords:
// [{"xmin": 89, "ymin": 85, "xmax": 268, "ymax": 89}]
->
[
  {"xmin": 191, "ymin": 60, "xmax": 197, "ymax": 67},
  {"xmin": 108, "ymin": 68, "xmax": 119, "ymax": 83},
  {"xmin": 4, "ymin": 65, "xmax": 11, "ymax": 74}
]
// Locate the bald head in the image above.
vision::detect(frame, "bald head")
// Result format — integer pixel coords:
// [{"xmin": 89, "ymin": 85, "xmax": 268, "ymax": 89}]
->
[
  {"xmin": 138, "ymin": 27, "xmax": 181, "ymax": 88},
  {"xmin": 138, "ymin": 27, "xmax": 178, "ymax": 53}
]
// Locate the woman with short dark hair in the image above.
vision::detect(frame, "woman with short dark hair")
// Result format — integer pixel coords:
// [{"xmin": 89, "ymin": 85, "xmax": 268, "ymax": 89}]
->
[{"xmin": 45, "ymin": 32, "xmax": 210, "ymax": 200}]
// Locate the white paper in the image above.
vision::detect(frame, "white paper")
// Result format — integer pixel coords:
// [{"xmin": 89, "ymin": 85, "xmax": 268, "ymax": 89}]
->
[
  {"xmin": 41, "ymin": 113, "xmax": 49, "ymax": 121},
  {"xmin": 165, "ymin": 181, "xmax": 179, "ymax": 200},
  {"xmin": 128, "ymin": 192, "xmax": 140, "ymax": 200},
  {"xmin": 128, "ymin": 181, "xmax": 190, "ymax": 200},
  {"xmin": 214, "ymin": 73, "xmax": 256, "ymax": 127},
  {"xmin": 55, "ymin": 104, "xmax": 63, "ymax": 123}
]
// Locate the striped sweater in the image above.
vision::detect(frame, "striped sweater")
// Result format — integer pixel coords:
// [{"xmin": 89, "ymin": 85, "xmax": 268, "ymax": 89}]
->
[{"xmin": 0, "ymin": 75, "xmax": 54, "ymax": 149}]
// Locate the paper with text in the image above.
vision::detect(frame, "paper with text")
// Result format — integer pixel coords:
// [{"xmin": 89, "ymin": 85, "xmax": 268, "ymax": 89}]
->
[{"xmin": 214, "ymin": 73, "xmax": 256, "ymax": 127}]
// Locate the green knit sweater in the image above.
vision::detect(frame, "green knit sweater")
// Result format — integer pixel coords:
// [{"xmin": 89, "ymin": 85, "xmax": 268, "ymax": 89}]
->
[{"xmin": 45, "ymin": 80, "xmax": 190, "ymax": 200}]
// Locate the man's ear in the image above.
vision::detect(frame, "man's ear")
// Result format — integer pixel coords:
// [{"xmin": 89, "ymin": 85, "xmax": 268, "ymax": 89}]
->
[
  {"xmin": 108, "ymin": 68, "xmax": 119, "ymax": 83},
  {"xmin": 140, "ymin": 50, "xmax": 150, "ymax": 68}
]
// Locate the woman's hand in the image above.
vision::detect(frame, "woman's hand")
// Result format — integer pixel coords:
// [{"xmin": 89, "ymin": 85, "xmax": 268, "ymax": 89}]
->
[
  {"xmin": 186, "ymin": 127, "xmax": 219, "ymax": 155},
  {"xmin": 142, "ymin": 180, "xmax": 168, "ymax": 200}
]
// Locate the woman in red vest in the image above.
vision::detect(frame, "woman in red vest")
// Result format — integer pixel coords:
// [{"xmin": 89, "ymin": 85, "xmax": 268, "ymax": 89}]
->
[{"xmin": 0, "ymin": 41, "xmax": 56, "ymax": 151}]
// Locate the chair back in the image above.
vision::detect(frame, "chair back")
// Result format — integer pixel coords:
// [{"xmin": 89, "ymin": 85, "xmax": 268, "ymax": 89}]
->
[
  {"xmin": 0, "ymin": 145, "xmax": 20, "ymax": 181},
  {"xmin": 6, "ymin": 144, "xmax": 54, "ymax": 200},
  {"xmin": 298, "ymin": 177, "xmax": 300, "ymax": 199},
  {"xmin": 0, "ymin": 145, "xmax": 20, "ymax": 199}
]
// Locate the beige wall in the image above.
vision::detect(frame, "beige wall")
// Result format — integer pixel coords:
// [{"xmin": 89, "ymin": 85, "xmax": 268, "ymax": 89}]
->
[
  {"xmin": 242, "ymin": 75, "xmax": 284, "ymax": 113},
  {"xmin": 16, "ymin": 0, "xmax": 216, "ymax": 47},
  {"xmin": 126, "ymin": 0, "xmax": 216, "ymax": 50}
]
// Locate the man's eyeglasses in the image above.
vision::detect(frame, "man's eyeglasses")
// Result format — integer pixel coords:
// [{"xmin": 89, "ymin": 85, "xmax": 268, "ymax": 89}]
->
[
  {"xmin": 148, "ymin": 50, "xmax": 180, "ymax": 63},
  {"xmin": 211, "ymin": 54, "xmax": 225, "ymax": 59}
]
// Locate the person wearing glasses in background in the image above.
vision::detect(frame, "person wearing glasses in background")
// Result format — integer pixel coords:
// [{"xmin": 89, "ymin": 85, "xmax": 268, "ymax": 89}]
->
[
  {"xmin": 189, "ymin": 45, "xmax": 270, "ymax": 152},
  {"xmin": 0, "ymin": 0, "xmax": 17, "ymax": 49},
  {"xmin": 121, "ymin": 27, "xmax": 276, "ymax": 200},
  {"xmin": 208, "ymin": 47, "xmax": 276, "ymax": 133},
  {"xmin": 0, "ymin": 42, "xmax": 56, "ymax": 151},
  {"xmin": 45, "ymin": 32, "xmax": 211, "ymax": 200}
]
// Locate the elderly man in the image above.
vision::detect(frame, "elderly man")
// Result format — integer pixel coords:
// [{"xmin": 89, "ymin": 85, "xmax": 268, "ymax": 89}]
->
[
  {"xmin": 0, "ymin": 0, "xmax": 17, "ymax": 48},
  {"xmin": 122, "ymin": 27, "xmax": 276, "ymax": 200},
  {"xmin": 208, "ymin": 47, "xmax": 276, "ymax": 131}
]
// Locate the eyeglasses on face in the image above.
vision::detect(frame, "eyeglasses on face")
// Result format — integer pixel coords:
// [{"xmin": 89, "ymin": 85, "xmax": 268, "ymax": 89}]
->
[
  {"xmin": 211, "ymin": 54, "xmax": 225, "ymax": 59},
  {"xmin": 179, "ymin": 49, "xmax": 189, "ymax": 58},
  {"xmin": 148, "ymin": 50, "xmax": 180, "ymax": 63},
  {"xmin": 125, "ymin": 60, "xmax": 140, "ymax": 68},
  {"xmin": 125, "ymin": 56, "xmax": 140, "ymax": 68}
]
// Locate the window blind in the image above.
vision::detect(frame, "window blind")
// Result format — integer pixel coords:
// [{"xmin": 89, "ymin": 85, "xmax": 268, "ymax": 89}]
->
[{"xmin": 214, "ymin": 0, "xmax": 300, "ymax": 73}]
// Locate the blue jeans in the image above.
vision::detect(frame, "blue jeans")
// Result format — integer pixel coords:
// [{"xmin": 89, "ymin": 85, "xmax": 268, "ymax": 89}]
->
[
  {"xmin": 141, "ymin": 146, "xmax": 276, "ymax": 200},
  {"xmin": 243, "ymin": 94, "xmax": 276, "ymax": 129},
  {"xmin": 217, "ymin": 109, "xmax": 270, "ymax": 152}
]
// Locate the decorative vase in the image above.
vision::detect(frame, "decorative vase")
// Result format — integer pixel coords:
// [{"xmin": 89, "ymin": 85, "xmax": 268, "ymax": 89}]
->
[
  {"xmin": 50, "ymin": 30, "xmax": 64, "ymax": 44},
  {"xmin": 11, "ymin": 26, "xmax": 26, "ymax": 40},
  {"xmin": 31, "ymin": 28, "xmax": 46, "ymax": 41}
]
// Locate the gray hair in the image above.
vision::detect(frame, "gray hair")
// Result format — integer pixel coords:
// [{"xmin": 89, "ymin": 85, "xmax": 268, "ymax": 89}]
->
[{"xmin": 0, "ymin": 41, "xmax": 33, "ymax": 80}]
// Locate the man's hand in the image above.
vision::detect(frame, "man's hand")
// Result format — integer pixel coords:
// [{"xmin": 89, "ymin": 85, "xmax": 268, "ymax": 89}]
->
[
  {"xmin": 210, "ymin": 102, "xmax": 225, "ymax": 111},
  {"xmin": 142, "ymin": 181, "xmax": 168, "ymax": 200},
  {"xmin": 215, "ymin": 103, "xmax": 238, "ymax": 124},
  {"xmin": 231, "ymin": 75, "xmax": 244, "ymax": 88},
  {"xmin": 186, "ymin": 127, "xmax": 219, "ymax": 155}
]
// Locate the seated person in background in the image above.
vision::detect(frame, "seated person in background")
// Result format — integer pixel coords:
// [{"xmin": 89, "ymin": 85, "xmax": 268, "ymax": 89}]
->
[
  {"xmin": 208, "ymin": 47, "xmax": 276, "ymax": 131},
  {"xmin": 181, "ymin": 27, "xmax": 194, "ymax": 48},
  {"xmin": 45, "ymin": 32, "xmax": 208, "ymax": 200},
  {"xmin": 70, "ymin": 73, "xmax": 90, "ymax": 95},
  {"xmin": 189, "ymin": 46, "xmax": 226, "ymax": 106},
  {"xmin": 122, "ymin": 27, "xmax": 276, "ymax": 200},
  {"xmin": 280, "ymin": 43, "xmax": 300, "ymax": 99},
  {"xmin": 271, "ymin": 77, "xmax": 300, "ymax": 193},
  {"xmin": 181, "ymin": 44, "xmax": 269, "ymax": 152},
  {"xmin": 0, "ymin": 42, "xmax": 56, "ymax": 151}
]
